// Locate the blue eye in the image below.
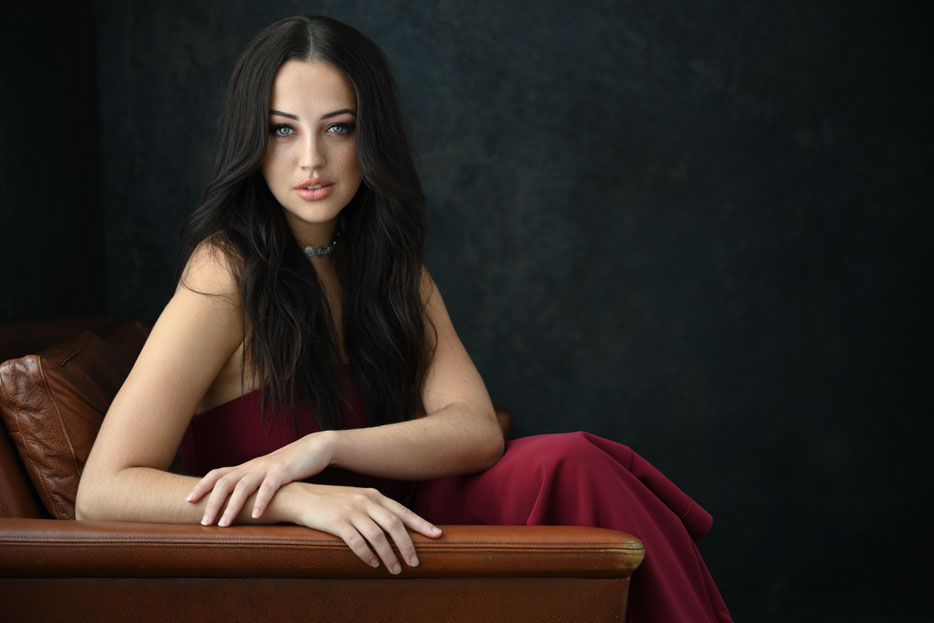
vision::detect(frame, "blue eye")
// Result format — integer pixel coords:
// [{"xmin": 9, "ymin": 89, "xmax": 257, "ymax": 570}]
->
[
  {"xmin": 327, "ymin": 122, "xmax": 355, "ymax": 136},
  {"xmin": 270, "ymin": 124, "xmax": 294, "ymax": 137}
]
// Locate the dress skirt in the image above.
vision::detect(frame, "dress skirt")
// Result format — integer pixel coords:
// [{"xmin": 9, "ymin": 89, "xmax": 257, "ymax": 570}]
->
[{"xmin": 413, "ymin": 432, "xmax": 733, "ymax": 623}]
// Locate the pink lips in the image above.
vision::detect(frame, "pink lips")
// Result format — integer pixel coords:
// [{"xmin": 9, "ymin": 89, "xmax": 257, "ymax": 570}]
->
[{"xmin": 294, "ymin": 179, "xmax": 335, "ymax": 201}]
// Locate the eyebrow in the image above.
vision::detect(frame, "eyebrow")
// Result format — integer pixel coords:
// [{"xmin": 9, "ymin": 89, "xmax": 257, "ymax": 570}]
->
[{"xmin": 270, "ymin": 108, "xmax": 356, "ymax": 120}]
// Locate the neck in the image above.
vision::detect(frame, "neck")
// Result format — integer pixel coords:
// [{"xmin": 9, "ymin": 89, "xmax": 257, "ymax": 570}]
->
[
  {"xmin": 297, "ymin": 218, "xmax": 342, "ymax": 260},
  {"xmin": 294, "ymin": 221, "xmax": 338, "ymax": 249}
]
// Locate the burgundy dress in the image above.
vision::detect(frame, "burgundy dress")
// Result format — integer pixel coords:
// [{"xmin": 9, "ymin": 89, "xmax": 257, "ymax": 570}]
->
[{"xmin": 180, "ymin": 369, "xmax": 732, "ymax": 623}]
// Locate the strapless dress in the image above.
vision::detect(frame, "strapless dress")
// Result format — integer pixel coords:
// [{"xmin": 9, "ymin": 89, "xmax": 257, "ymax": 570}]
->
[{"xmin": 179, "ymin": 368, "xmax": 732, "ymax": 622}]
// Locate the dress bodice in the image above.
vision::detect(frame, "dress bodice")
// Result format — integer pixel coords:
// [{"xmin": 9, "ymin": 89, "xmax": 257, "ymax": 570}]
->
[{"xmin": 178, "ymin": 367, "xmax": 416, "ymax": 505}]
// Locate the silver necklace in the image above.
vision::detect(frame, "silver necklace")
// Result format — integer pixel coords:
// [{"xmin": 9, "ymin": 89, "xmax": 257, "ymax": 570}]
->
[
  {"xmin": 301, "ymin": 222, "xmax": 342, "ymax": 258},
  {"xmin": 302, "ymin": 238, "xmax": 338, "ymax": 258}
]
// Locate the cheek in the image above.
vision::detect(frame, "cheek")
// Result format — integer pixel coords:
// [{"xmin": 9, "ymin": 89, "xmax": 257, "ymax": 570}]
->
[
  {"xmin": 260, "ymin": 145, "xmax": 273, "ymax": 173},
  {"xmin": 261, "ymin": 146, "xmax": 286, "ymax": 181},
  {"xmin": 341, "ymin": 145, "xmax": 361, "ymax": 180}
]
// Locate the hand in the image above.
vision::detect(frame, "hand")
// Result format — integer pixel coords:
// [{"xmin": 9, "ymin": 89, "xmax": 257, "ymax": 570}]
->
[
  {"xmin": 186, "ymin": 431, "xmax": 336, "ymax": 526},
  {"xmin": 289, "ymin": 482, "xmax": 443, "ymax": 573}
]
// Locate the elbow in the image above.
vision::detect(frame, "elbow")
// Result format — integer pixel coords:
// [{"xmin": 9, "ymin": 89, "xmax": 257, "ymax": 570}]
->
[
  {"xmin": 75, "ymin": 467, "xmax": 109, "ymax": 521},
  {"xmin": 74, "ymin": 476, "xmax": 101, "ymax": 521},
  {"xmin": 74, "ymin": 483, "xmax": 94, "ymax": 521},
  {"xmin": 478, "ymin": 415, "xmax": 505, "ymax": 471},
  {"xmin": 486, "ymin": 435, "xmax": 505, "ymax": 470}
]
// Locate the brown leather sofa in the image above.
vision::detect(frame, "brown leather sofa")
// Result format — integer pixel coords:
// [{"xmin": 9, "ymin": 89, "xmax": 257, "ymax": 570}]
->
[{"xmin": 0, "ymin": 318, "xmax": 644, "ymax": 622}]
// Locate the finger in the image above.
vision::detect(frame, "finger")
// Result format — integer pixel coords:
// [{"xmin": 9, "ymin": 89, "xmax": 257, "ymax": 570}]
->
[
  {"xmin": 380, "ymin": 497, "xmax": 443, "ymax": 539},
  {"xmin": 251, "ymin": 473, "xmax": 285, "ymax": 519},
  {"xmin": 337, "ymin": 525, "xmax": 380, "ymax": 569},
  {"xmin": 352, "ymin": 515, "xmax": 401, "ymax": 575},
  {"xmin": 218, "ymin": 472, "xmax": 265, "ymax": 527},
  {"xmin": 186, "ymin": 467, "xmax": 231, "ymax": 503},
  {"xmin": 200, "ymin": 474, "xmax": 238, "ymax": 525},
  {"xmin": 370, "ymin": 504, "xmax": 419, "ymax": 568}
]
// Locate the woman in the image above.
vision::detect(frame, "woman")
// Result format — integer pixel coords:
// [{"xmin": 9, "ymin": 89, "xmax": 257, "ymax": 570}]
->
[{"xmin": 77, "ymin": 15, "xmax": 731, "ymax": 622}]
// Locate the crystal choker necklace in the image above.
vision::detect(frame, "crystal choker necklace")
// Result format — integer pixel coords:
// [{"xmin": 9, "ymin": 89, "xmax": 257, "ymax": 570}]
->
[
  {"xmin": 301, "ymin": 221, "xmax": 342, "ymax": 258},
  {"xmin": 302, "ymin": 238, "xmax": 338, "ymax": 258}
]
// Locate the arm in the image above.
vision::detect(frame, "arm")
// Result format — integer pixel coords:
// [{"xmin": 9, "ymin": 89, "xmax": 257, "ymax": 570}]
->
[
  {"xmin": 77, "ymin": 242, "xmax": 246, "ymax": 524},
  {"xmin": 76, "ymin": 243, "xmax": 437, "ymax": 574},
  {"xmin": 190, "ymin": 269, "xmax": 504, "ymax": 522},
  {"xmin": 326, "ymin": 269, "xmax": 505, "ymax": 478}
]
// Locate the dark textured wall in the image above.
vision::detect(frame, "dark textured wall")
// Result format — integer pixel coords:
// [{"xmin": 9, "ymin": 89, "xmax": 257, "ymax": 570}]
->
[
  {"xmin": 6, "ymin": 1, "xmax": 933, "ymax": 620},
  {"xmin": 0, "ymin": 2, "xmax": 105, "ymax": 321}
]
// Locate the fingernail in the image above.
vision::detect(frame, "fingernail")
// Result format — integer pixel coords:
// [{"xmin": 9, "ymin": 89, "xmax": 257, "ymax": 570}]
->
[
  {"xmin": 200, "ymin": 515, "xmax": 210, "ymax": 526},
  {"xmin": 409, "ymin": 554, "xmax": 420, "ymax": 567},
  {"xmin": 391, "ymin": 563, "xmax": 401, "ymax": 575},
  {"xmin": 431, "ymin": 525, "xmax": 442, "ymax": 534},
  {"xmin": 370, "ymin": 559, "xmax": 380, "ymax": 568},
  {"xmin": 251, "ymin": 508, "xmax": 260, "ymax": 519},
  {"xmin": 186, "ymin": 493, "xmax": 194, "ymax": 502}
]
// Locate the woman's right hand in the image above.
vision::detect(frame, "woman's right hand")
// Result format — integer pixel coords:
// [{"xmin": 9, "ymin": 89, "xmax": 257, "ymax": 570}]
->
[{"xmin": 280, "ymin": 481, "xmax": 442, "ymax": 574}]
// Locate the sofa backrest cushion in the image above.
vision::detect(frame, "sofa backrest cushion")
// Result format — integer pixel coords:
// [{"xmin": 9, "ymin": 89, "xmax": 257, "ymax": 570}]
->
[
  {"xmin": 0, "ymin": 322, "xmax": 149, "ymax": 519},
  {"xmin": 0, "ymin": 415, "xmax": 46, "ymax": 518}
]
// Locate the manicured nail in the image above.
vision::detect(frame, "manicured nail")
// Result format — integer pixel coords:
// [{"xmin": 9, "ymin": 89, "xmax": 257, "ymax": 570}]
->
[
  {"xmin": 370, "ymin": 559, "xmax": 380, "ymax": 568},
  {"xmin": 186, "ymin": 492, "xmax": 194, "ymax": 502},
  {"xmin": 409, "ymin": 554, "xmax": 420, "ymax": 567},
  {"xmin": 430, "ymin": 525, "xmax": 442, "ymax": 534},
  {"xmin": 391, "ymin": 563, "xmax": 401, "ymax": 575},
  {"xmin": 200, "ymin": 515, "xmax": 210, "ymax": 526},
  {"xmin": 218, "ymin": 517, "xmax": 229, "ymax": 527},
  {"xmin": 251, "ymin": 508, "xmax": 260, "ymax": 519}
]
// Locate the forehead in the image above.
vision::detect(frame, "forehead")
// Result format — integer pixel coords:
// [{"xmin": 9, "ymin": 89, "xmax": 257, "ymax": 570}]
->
[{"xmin": 268, "ymin": 60, "xmax": 356, "ymax": 112}]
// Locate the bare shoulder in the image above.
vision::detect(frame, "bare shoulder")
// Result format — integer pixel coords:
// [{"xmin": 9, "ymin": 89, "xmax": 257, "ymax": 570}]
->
[
  {"xmin": 419, "ymin": 266, "xmax": 444, "ymax": 313},
  {"xmin": 87, "ymin": 239, "xmax": 246, "ymax": 473},
  {"xmin": 130, "ymin": 237, "xmax": 244, "ymax": 397},
  {"xmin": 179, "ymin": 237, "xmax": 241, "ymax": 299},
  {"xmin": 146, "ymin": 238, "xmax": 244, "ymax": 382}
]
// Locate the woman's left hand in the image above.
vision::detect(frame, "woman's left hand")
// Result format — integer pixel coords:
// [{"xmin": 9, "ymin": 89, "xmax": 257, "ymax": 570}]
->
[{"xmin": 186, "ymin": 431, "xmax": 336, "ymax": 526}]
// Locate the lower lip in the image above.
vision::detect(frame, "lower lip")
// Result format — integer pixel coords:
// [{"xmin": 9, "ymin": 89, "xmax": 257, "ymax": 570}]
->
[{"xmin": 295, "ymin": 184, "xmax": 335, "ymax": 200}]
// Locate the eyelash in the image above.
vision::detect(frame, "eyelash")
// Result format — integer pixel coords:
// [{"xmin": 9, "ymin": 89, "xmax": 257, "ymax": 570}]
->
[
  {"xmin": 327, "ymin": 122, "xmax": 355, "ymax": 136},
  {"xmin": 268, "ymin": 122, "xmax": 356, "ymax": 137},
  {"xmin": 270, "ymin": 123, "xmax": 294, "ymax": 138}
]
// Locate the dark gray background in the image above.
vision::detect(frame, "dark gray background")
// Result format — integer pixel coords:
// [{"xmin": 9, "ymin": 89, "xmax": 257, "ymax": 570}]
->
[{"xmin": 2, "ymin": 1, "xmax": 932, "ymax": 620}]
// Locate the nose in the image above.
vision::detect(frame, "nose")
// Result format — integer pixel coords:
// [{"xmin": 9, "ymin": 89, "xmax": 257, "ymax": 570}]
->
[{"xmin": 300, "ymin": 133, "xmax": 326, "ymax": 170}]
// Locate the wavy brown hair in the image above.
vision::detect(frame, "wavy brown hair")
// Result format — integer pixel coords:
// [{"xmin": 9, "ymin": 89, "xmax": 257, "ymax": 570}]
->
[{"xmin": 180, "ymin": 16, "xmax": 431, "ymax": 429}]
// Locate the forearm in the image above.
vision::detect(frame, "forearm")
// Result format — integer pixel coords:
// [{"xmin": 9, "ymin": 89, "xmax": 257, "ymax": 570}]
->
[
  {"xmin": 90, "ymin": 464, "xmax": 444, "ymax": 574},
  {"xmin": 326, "ymin": 402, "xmax": 504, "ymax": 480},
  {"xmin": 75, "ymin": 467, "xmax": 297, "ymax": 525}
]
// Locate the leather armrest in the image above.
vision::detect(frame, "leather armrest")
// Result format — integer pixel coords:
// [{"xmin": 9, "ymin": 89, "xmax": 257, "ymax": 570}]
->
[{"xmin": 0, "ymin": 519, "xmax": 644, "ymax": 579}]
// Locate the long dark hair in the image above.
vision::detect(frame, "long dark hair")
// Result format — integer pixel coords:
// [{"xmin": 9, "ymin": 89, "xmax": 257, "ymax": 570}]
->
[{"xmin": 180, "ymin": 16, "xmax": 431, "ymax": 430}]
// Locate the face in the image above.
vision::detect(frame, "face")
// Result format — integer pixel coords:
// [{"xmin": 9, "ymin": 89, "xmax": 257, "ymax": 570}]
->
[{"xmin": 261, "ymin": 60, "xmax": 362, "ymax": 245}]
